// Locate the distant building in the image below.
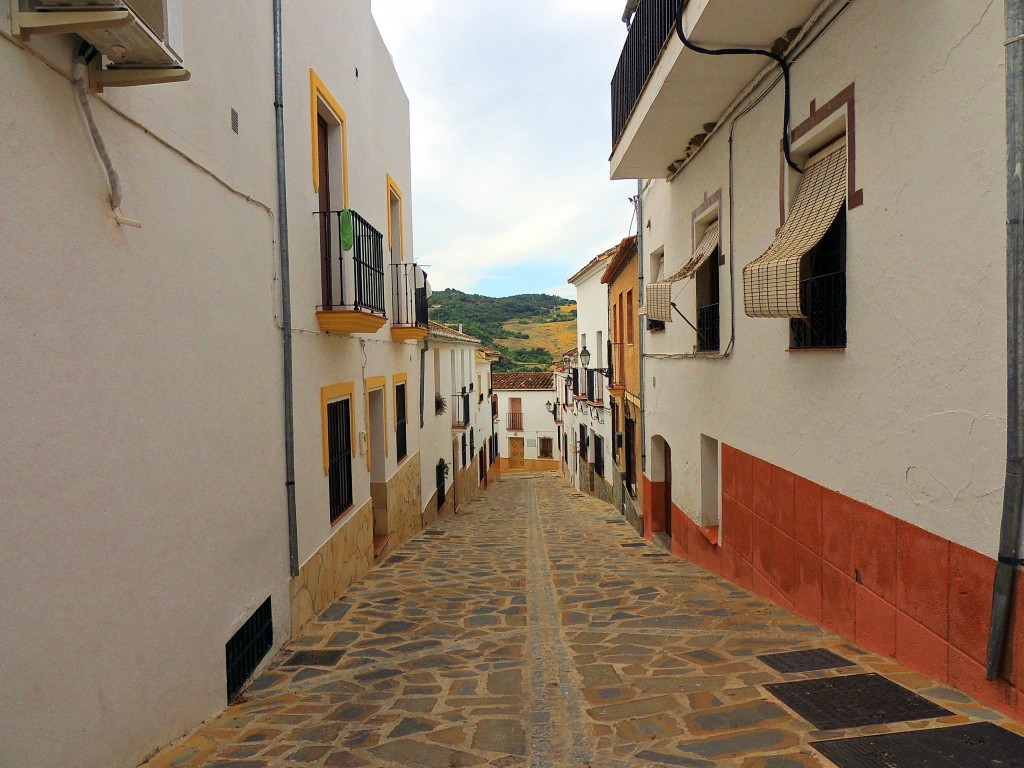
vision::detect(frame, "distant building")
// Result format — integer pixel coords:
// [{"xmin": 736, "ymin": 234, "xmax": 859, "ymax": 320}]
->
[{"xmin": 492, "ymin": 372, "xmax": 560, "ymax": 472}]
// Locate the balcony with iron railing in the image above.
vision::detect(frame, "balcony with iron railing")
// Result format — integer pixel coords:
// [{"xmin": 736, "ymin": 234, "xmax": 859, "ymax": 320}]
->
[
  {"xmin": 507, "ymin": 412, "xmax": 524, "ymax": 432},
  {"xmin": 610, "ymin": 0, "xmax": 824, "ymax": 180},
  {"xmin": 316, "ymin": 209, "xmax": 387, "ymax": 333},
  {"xmin": 609, "ymin": 341, "xmax": 626, "ymax": 390},
  {"xmin": 451, "ymin": 390, "xmax": 472, "ymax": 429},
  {"xmin": 586, "ymin": 369, "xmax": 605, "ymax": 405},
  {"xmin": 391, "ymin": 262, "xmax": 429, "ymax": 341}
]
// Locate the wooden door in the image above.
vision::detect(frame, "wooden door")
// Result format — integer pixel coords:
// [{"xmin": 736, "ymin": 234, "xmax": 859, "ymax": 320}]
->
[
  {"xmin": 509, "ymin": 438, "xmax": 525, "ymax": 470},
  {"xmin": 317, "ymin": 116, "xmax": 332, "ymax": 307}
]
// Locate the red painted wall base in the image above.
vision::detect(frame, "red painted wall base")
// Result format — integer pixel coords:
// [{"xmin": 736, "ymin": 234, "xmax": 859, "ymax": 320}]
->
[{"xmin": 642, "ymin": 444, "xmax": 1024, "ymax": 721}]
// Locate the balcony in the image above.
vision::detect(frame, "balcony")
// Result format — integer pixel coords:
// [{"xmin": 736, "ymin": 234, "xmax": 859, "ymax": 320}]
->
[
  {"xmin": 609, "ymin": 342, "xmax": 626, "ymax": 390},
  {"xmin": 391, "ymin": 263, "xmax": 429, "ymax": 341},
  {"xmin": 610, "ymin": 0, "xmax": 824, "ymax": 180},
  {"xmin": 451, "ymin": 391, "xmax": 471, "ymax": 429},
  {"xmin": 316, "ymin": 210, "xmax": 387, "ymax": 333},
  {"xmin": 586, "ymin": 369, "xmax": 605, "ymax": 405},
  {"xmin": 507, "ymin": 412, "xmax": 524, "ymax": 432}
]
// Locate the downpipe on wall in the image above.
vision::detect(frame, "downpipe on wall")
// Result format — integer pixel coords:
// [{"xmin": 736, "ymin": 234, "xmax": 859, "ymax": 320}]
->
[
  {"xmin": 988, "ymin": 0, "xmax": 1024, "ymax": 681},
  {"xmin": 273, "ymin": 0, "xmax": 299, "ymax": 578}
]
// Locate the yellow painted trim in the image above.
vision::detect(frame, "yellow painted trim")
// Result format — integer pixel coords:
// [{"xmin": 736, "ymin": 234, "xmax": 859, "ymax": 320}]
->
[
  {"xmin": 391, "ymin": 326, "xmax": 429, "ymax": 341},
  {"xmin": 310, "ymin": 68, "xmax": 349, "ymax": 207},
  {"xmin": 386, "ymin": 174, "xmax": 404, "ymax": 259},
  {"xmin": 393, "ymin": 373, "xmax": 408, "ymax": 426},
  {"xmin": 321, "ymin": 382, "xmax": 355, "ymax": 475},
  {"xmin": 364, "ymin": 376, "xmax": 389, "ymax": 470},
  {"xmin": 316, "ymin": 310, "xmax": 387, "ymax": 334}
]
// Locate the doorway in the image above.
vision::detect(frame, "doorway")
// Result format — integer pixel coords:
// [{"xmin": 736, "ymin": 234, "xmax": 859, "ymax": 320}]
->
[
  {"xmin": 368, "ymin": 388, "xmax": 388, "ymax": 555},
  {"xmin": 452, "ymin": 440, "xmax": 460, "ymax": 513},
  {"xmin": 663, "ymin": 442, "xmax": 672, "ymax": 539},
  {"xmin": 509, "ymin": 437, "xmax": 525, "ymax": 470},
  {"xmin": 649, "ymin": 435, "xmax": 673, "ymax": 549}
]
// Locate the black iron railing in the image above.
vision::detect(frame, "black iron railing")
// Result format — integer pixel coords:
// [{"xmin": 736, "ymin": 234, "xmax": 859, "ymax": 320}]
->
[
  {"xmin": 697, "ymin": 302, "xmax": 720, "ymax": 352},
  {"xmin": 594, "ymin": 434, "xmax": 605, "ymax": 478},
  {"xmin": 587, "ymin": 369, "xmax": 605, "ymax": 403},
  {"xmin": 391, "ymin": 263, "xmax": 429, "ymax": 328},
  {"xmin": 610, "ymin": 342, "xmax": 626, "ymax": 388},
  {"xmin": 452, "ymin": 391, "xmax": 471, "ymax": 428},
  {"xmin": 327, "ymin": 399, "xmax": 353, "ymax": 522},
  {"xmin": 611, "ymin": 0, "xmax": 679, "ymax": 147},
  {"xmin": 317, "ymin": 209, "xmax": 386, "ymax": 314},
  {"xmin": 507, "ymin": 412, "xmax": 524, "ymax": 431},
  {"xmin": 395, "ymin": 383, "xmax": 408, "ymax": 462},
  {"xmin": 791, "ymin": 272, "xmax": 847, "ymax": 349}
]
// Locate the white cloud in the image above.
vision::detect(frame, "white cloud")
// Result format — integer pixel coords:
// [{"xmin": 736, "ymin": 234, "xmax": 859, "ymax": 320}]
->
[{"xmin": 373, "ymin": 1, "xmax": 634, "ymax": 295}]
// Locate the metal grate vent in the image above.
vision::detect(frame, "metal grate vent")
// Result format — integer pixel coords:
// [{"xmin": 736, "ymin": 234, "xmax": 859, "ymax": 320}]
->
[
  {"xmin": 758, "ymin": 648, "xmax": 855, "ymax": 674},
  {"xmin": 230, "ymin": 108, "xmax": 239, "ymax": 134},
  {"xmin": 765, "ymin": 673, "xmax": 951, "ymax": 731},
  {"xmin": 812, "ymin": 722, "xmax": 1024, "ymax": 767},
  {"xmin": 225, "ymin": 596, "xmax": 273, "ymax": 701}
]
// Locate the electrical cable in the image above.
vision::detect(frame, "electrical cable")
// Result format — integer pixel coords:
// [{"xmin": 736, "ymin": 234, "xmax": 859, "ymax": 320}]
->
[{"xmin": 675, "ymin": 0, "xmax": 802, "ymax": 173}]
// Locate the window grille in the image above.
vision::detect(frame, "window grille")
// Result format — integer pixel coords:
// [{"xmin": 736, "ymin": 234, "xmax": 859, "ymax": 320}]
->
[
  {"xmin": 327, "ymin": 399, "xmax": 353, "ymax": 522},
  {"xmin": 395, "ymin": 383, "xmax": 407, "ymax": 461},
  {"xmin": 225, "ymin": 597, "xmax": 272, "ymax": 702}
]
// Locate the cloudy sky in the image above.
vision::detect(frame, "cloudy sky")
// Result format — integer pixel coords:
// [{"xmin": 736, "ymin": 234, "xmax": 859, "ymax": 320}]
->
[{"xmin": 372, "ymin": 1, "xmax": 636, "ymax": 300}]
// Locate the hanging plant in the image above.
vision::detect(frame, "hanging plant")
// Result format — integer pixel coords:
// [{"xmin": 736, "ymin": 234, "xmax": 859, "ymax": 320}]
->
[
  {"xmin": 437, "ymin": 457, "xmax": 450, "ymax": 479},
  {"xmin": 435, "ymin": 393, "xmax": 447, "ymax": 415}
]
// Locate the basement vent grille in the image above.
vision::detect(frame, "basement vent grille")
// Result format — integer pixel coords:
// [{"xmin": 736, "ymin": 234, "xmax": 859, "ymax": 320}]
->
[
  {"xmin": 225, "ymin": 596, "xmax": 273, "ymax": 701},
  {"xmin": 231, "ymin": 108, "xmax": 239, "ymax": 134}
]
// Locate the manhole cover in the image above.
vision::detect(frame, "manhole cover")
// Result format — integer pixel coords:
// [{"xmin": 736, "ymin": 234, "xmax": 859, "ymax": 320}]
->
[
  {"xmin": 758, "ymin": 648, "xmax": 855, "ymax": 674},
  {"xmin": 620, "ymin": 542, "xmax": 646, "ymax": 548},
  {"xmin": 765, "ymin": 673, "xmax": 951, "ymax": 730},
  {"xmin": 282, "ymin": 649, "xmax": 344, "ymax": 667},
  {"xmin": 812, "ymin": 722, "xmax": 1024, "ymax": 767}
]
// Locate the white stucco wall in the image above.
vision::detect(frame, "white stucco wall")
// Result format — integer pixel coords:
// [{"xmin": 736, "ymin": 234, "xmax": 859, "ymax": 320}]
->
[
  {"xmin": 638, "ymin": 0, "xmax": 1006, "ymax": 555},
  {"xmin": 0, "ymin": 1, "xmax": 419, "ymax": 766}
]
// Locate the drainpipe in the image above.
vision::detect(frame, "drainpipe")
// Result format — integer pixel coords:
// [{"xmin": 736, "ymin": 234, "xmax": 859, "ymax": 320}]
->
[
  {"xmin": 988, "ymin": 0, "xmax": 1024, "ymax": 680},
  {"xmin": 637, "ymin": 179, "xmax": 647, "ymax": 481},
  {"xmin": 273, "ymin": 0, "xmax": 299, "ymax": 578}
]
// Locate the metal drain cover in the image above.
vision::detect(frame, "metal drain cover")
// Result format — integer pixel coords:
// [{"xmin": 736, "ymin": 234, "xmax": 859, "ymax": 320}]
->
[
  {"xmin": 620, "ymin": 542, "xmax": 646, "ymax": 548},
  {"xmin": 765, "ymin": 673, "xmax": 951, "ymax": 730},
  {"xmin": 282, "ymin": 649, "xmax": 344, "ymax": 667},
  {"xmin": 812, "ymin": 722, "xmax": 1024, "ymax": 767},
  {"xmin": 758, "ymin": 648, "xmax": 855, "ymax": 674}
]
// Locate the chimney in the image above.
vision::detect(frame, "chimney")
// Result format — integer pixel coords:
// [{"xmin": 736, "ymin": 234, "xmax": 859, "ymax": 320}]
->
[{"xmin": 459, "ymin": 324, "xmax": 463, "ymax": 333}]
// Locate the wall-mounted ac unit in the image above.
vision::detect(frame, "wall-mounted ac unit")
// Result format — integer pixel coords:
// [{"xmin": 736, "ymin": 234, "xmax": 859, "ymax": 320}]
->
[{"xmin": 13, "ymin": 0, "xmax": 188, "ymax": 86}]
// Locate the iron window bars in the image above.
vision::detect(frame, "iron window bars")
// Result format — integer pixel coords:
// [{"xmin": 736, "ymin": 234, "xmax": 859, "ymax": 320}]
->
[
  {"xmin": 327, "ymin": 399, "xmax": 354, "ymax": 522},
  {"xmin": 395, "ymin": 383, "xmax": 408, "ymax": 461}
]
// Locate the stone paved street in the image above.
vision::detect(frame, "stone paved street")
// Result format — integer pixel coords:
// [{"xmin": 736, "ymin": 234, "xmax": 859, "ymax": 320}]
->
[{"xmin": 148, "ymin": 473, "xmax": 1023, "ymax": 768}]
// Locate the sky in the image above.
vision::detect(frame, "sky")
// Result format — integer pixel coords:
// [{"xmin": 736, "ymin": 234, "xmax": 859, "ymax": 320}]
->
[{"xmin": 372, "ymin": 1, "xmax": 636, "ymax": 301}]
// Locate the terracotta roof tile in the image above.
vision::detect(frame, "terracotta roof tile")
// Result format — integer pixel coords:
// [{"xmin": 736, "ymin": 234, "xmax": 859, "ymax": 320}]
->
[
  {"xmin": 427, "ymin": 321, "xmax": 480, "ymax": 343},
  {"xmin": 491, "ymin": 372, "xmax": 555, "ymax": 390}
]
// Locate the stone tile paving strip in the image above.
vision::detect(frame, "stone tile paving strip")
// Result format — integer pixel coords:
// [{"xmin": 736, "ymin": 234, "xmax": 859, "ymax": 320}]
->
[{"xmin": 144, "ymin": 472, "xmax": 1023, "ymax": 768}]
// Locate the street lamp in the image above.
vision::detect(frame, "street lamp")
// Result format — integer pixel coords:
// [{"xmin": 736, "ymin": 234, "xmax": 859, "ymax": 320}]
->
[
  {"xmin": 579, "ymin": 346, "xmax": 591, "ymax": 367},
  {"xmin": 562, "ymin": 353, "xmax": 573, "ymax": 369}
]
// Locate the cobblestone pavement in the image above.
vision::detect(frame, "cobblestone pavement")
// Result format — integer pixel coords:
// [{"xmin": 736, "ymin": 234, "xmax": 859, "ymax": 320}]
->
[{"xmin": 148, "ymin": 473, "xmax": 1023, "ymax": 768}]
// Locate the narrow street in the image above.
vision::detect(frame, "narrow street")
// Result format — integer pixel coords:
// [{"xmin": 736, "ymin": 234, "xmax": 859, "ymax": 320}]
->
[{"xmin": 150, "ymin": 474, "xmax": 1023, "ymax": 768}]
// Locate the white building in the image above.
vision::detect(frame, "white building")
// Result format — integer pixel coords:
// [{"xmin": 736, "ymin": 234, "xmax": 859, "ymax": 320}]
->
[
  {"xmin": 492, "ymin": 372, "xmax": 560, "ymax": 472},
  {"xmin": 565, "ymin": 247, "xmax": 616, "ymax": 504},
  {"xmin": 0, "ymin": 2, "xmax": 437, "ymax": 765},
  {"xmin": 420, "ymin": 322, "xmax": 495, "ymax": 521},
  {"xmin": 611, "ymin": 0, "xmax": 1023, "ymax": 715}
]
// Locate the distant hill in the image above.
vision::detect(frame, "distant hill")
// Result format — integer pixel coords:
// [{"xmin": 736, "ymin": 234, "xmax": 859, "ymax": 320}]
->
[{"xmin": 428, "ymin": 289, "xmax": 576, "ymax": 372}]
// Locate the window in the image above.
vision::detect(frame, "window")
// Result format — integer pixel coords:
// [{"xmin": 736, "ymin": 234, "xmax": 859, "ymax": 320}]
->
[
  {"xmin": 327, "ymin": 398, "xmax": 353, "ymax": 522},
  {"xmin": 624, "ymin": 411, "xmax": 636, "ymax": 495},
  {"xmin": 579, "ymin": 425, "xmax": 588, "ymax": 459},
  {"xmin": 461, "ymin": 433, "xmax": 467, "ymax": 467},
  {"xmin": 395, "ymin": 382, "xmax": 407, "ymax": 462},
  {"xmin": 539, "ymin": 437, "xmax": 553, "ymax": 459},
  {"xmin": 387, "ymin": 175, "xmax": 403, "ymax": 260},
  {"xmin": 594, "ymin": 434, "xmax": 605, "ymax": 478},
  {"xmin": 700, "ymin": 434, "xmax": 720, "ymax": 526},
  {"xmin": 743, "ymin": 140, "xmax": 848, "ymax": 349},
  {"xmin": 696, "ymin": 243, "xmax": 721, "ymax": 352},
  {"xmin": 436, "ymin": 460, "xmax": 446, "ymax": 506},
  {"xmin": 790, "ymin": 208, "xmax": 846, "ymax": 349},
  {"xmin": 626, "ymin": 291, "xmax": 634, "ymax": 342},
  {"xmin": 647, "ymin": 251, "xmax": 666, "ymax": 332}
]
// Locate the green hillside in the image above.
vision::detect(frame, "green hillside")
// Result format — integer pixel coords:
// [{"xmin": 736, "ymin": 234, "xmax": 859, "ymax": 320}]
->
[{"xmin": 428, "ymin": 289, "xmax": 576, "ymax": 372}]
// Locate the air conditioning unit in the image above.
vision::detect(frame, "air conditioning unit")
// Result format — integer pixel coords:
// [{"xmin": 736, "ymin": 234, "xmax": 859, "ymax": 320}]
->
[{"xmin": 14, "ymin": 0, "xmax": 188, "ymax": 86}]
